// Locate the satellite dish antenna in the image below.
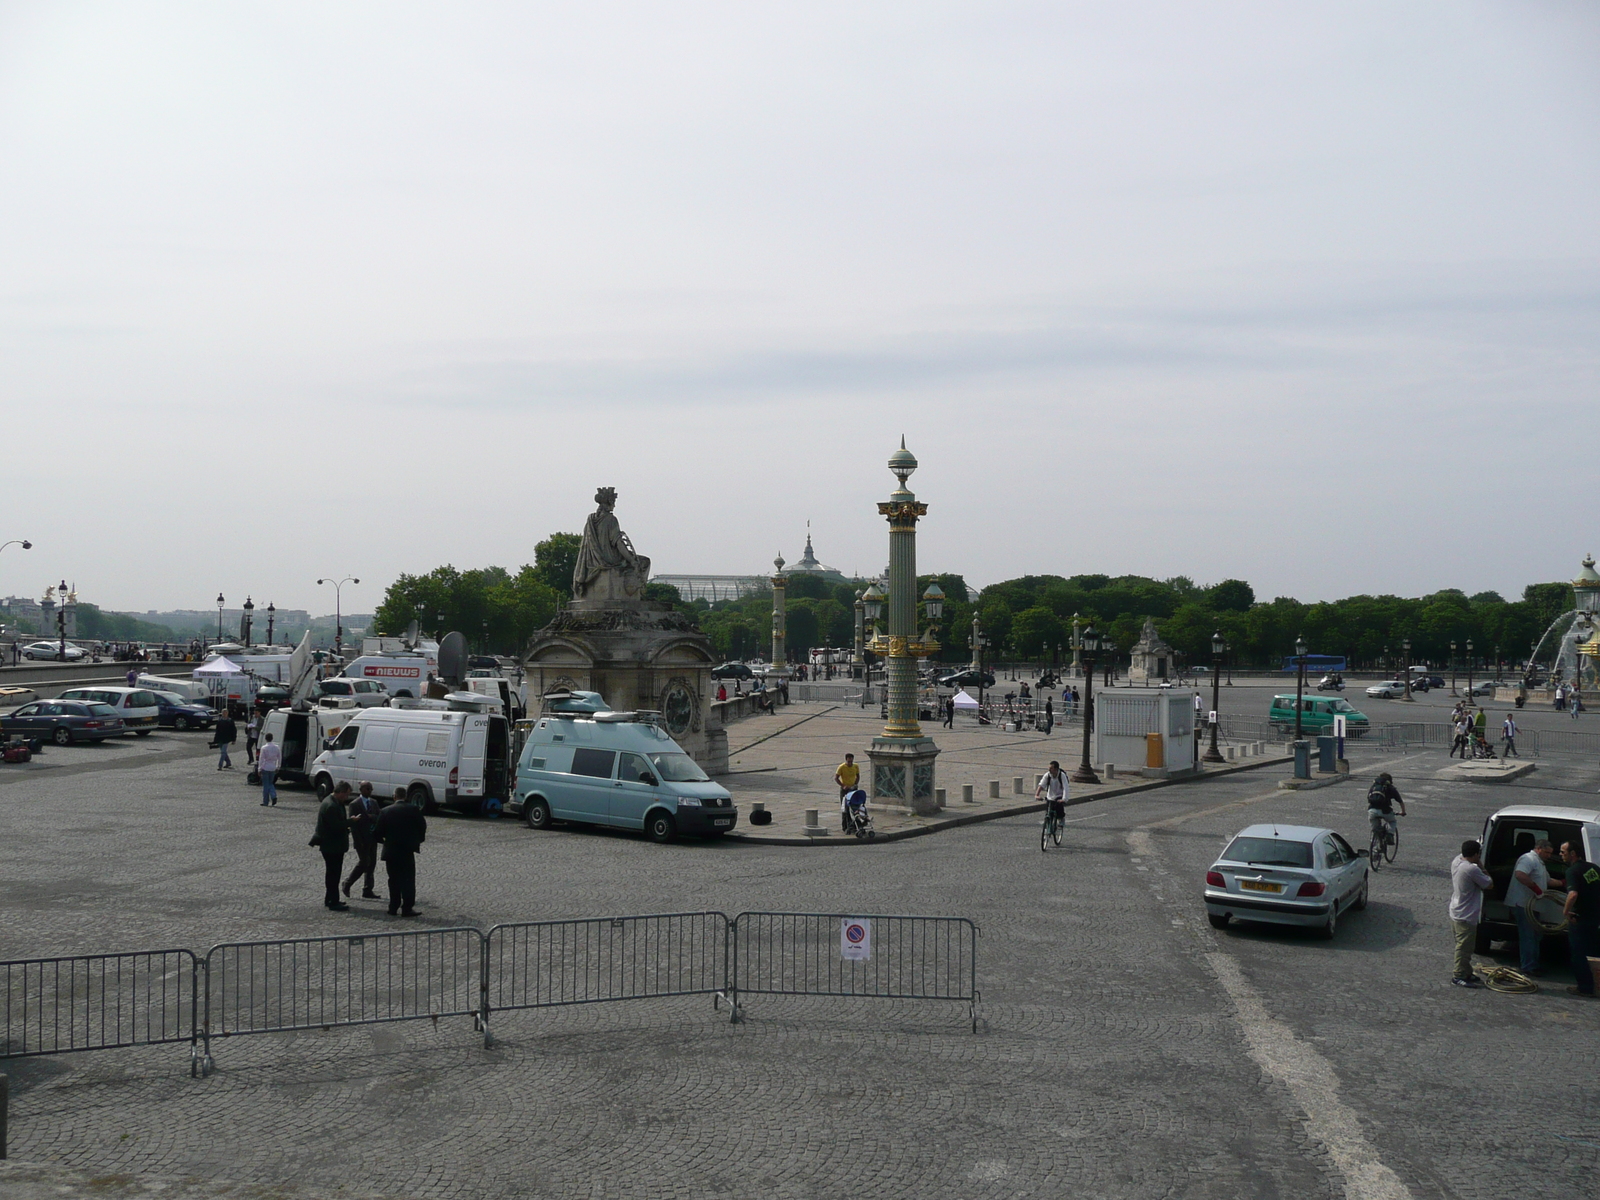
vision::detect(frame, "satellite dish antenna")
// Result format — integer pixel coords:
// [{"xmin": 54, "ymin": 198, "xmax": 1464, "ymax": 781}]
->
[
  {"xmin": 404, "ymin": 619, "xmax": 420, "ymax": 649},
  {"xmin": 438, "ymin": 631, "xmax": 468, "ymax": 689}
]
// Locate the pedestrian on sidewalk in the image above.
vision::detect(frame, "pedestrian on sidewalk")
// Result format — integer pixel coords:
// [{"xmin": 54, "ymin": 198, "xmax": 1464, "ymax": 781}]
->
[
  {"xmin": 244, "ymin": 710, "xmax": 260, "ymax": 764},
  {"xmin": 342, "ymin": 781, "xmax": 382, "ymax": 899},
  {"xmin": 376, "ymin": 786, "xmax": 427, "ymax": 916},
  {"xmin": 257, "ymin": 733, "xmax": 281, "ymax": 805},
  {"xmin": 1560, "ymin": 839, "xmax": 1600, "ymax": 998},
  {"xmin": 311, "ymin": 781, "xmax": 352, "ymax": 911},
  {"xmin": 1501, "ymin": 713, "xmax": 1519, "ymax": 757},
  {"xmin": 1448, "ymin": 839, "xmax": 1493, "ymax": 987},
  {"xmin": 1473, "ymin": 707, "xmax": 1487, "ymax": 744},
  {"xmin": 1449, "ymin": 714, "xmax": 1470, "ymax": 759},
  {"xmin": 1571, "ymin": 689, "xmax": 1583, "ymax": 720},
  {"xmin": 214, "ymin": 709, "xmax": 236, "ymax": 770},
  {"xmin": 1043, "ymin": 697, "xmax": 1054, "ymax": 735},
  {"xmin": 835, "ymin": 752, "xmax": 860, "ymax": 800},
  {"xmin": 943, "ymin": 696, "xmax": 954, "ymax": 728}
]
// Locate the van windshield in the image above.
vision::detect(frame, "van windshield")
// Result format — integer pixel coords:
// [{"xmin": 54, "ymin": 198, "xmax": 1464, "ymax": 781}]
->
[{"xmin": 648, "ymin": 752, "xmax": 709, "ymax": 782}]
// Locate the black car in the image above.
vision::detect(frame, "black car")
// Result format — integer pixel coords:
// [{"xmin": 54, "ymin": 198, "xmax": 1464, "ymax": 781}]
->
[
  {"xmin": 149, "ymin": 691, "xmax": 216, "ymax": 731},
  {"xmin": 937, "ymin": 669, "xmax": 996, "ymax": 690},
  {"xmin": 711, "ymin": 662, "xmax": 755, "ymax": 680},
  {"xmin": 254, "ymin": 686, "xmax": 291, "ymax": 712},
  {"xmin": 1, "ymin": 700, "xmax": 125, "ymax": 745}
]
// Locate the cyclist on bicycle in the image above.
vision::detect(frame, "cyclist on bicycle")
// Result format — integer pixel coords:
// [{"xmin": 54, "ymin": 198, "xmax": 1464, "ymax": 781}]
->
[
  {"xmin": 1036, "ymin": 760, "xmax": 1068, "ymax": 825},
  {"xmin": 1367, "ymin": 772, "xmax": 1406, "ymax": 844}
]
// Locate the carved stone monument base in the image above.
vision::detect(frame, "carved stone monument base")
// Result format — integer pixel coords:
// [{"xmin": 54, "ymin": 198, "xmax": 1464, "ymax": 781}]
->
[{"xmin": 867, "ymin": 736, "xmax": 940, "ymax": 816}]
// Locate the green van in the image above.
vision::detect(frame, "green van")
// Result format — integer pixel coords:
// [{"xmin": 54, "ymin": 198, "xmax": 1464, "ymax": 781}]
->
[{"xmin": 1267, "ymin": 694, "xmax": 1369, "ymax": 737}]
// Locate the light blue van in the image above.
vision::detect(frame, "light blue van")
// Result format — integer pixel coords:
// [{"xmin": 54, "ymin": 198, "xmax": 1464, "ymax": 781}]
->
[{"xmin": 512, "ymin": 691, "xmax": 736, "ymax": 842}]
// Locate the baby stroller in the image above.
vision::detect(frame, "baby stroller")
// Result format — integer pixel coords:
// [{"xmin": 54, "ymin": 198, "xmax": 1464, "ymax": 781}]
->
[
  {"xmin": 841, "ymin": 788, "xmax": 875, "ymax": 840},
  {"xmin": 1469, "ymin": 732, "xmax": 1498, "ymax": 760}
]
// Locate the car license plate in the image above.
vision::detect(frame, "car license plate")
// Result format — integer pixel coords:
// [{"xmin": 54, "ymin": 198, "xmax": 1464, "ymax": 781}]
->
[
  {"xmin": 1240, "ymin": 879, "xmax": 1282, "ymax": 893},
  {"xmin": 713, "ymin": 818, "xmax": 731, "ymax": 827}
]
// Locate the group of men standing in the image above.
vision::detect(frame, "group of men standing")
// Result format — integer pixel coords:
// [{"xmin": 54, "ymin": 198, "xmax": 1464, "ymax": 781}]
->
[{"xmin": 312, "ymin": 781, "xmax": 428, "ymax": 916}]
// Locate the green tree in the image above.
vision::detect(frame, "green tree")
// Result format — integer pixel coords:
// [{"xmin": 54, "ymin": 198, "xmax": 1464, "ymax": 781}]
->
[
  {"xmin": 533, "ymin": 533, "xmax": 583, "ymax": 599},
  {"xmin": 1205, "ymin": 579, "xmax": 1255, "ymax": 612},
  {"xmin": 1009, "ymin": 606, "xmax": 1065, "ymax": 659}
]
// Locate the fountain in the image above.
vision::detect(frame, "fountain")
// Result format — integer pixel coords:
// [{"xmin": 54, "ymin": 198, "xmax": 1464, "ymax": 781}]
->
[{"xmin": 1525, "ymin": 554, "xmax": 1600, "ymax": 695}]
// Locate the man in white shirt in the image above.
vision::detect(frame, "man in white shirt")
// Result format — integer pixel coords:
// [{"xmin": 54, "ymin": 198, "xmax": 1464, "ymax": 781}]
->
[
  {"xmin": 1504, "ymin": 838, "xmax": 1555, "ymax": 974},
  {"xmin": 1448, "ymin": 839, "xmax": 1493, "ymax": 987},
  {"xmin": 257, "ymin": 732, "xmax": 283, "ymax": 807},
  {"xmin": 1501, "ymin": 714, "xmax": 1519, "ymax": 758},
  {"xmin": 1035, "ymin": 761, "xmax": 1068, "ymax": 827}
]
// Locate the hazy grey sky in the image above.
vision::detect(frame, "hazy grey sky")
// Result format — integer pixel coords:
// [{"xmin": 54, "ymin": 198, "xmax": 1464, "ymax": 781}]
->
[{"xmin": 3, "ymin": 1, "xmax": 1596, "ymax": 615}]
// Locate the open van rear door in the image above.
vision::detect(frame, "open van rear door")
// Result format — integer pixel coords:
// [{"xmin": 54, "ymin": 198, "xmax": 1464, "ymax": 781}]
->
[{"xmin": 458, "ymin": 713, "xmax": 491, "ymax": 799}]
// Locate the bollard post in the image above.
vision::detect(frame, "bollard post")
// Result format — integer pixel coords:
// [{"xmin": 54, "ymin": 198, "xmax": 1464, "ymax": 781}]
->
[
  {"xmin": 962, "ymin": 784, "xmax": 975, "ymax": 804},
  {"xmin": 1013, "ymin": 777, "xmax": 1024, "ymax": 794},
  {"xmin": 988, "ymin": 780, "xmax": 1000, "ymax": 799},
  {"xmin": 935, "ymin": 788, "xmax": 947, "ymax": 808},
  {"xmin": 1, "ymin": 1072, "xmax": 7, "ymax": 1160},
  {"xmin": 803, "ymin": 808, "xmax": 829, "ymax": 837},
  {"xmin": 1105, "ymin": 763, "xmax": 1116, "ymax": 779}
]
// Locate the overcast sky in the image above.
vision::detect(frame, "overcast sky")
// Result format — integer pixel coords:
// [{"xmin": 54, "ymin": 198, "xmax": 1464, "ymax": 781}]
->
[{"xmin": 3, "ymin": 1, "xmax": 1596, "ymax": 616}]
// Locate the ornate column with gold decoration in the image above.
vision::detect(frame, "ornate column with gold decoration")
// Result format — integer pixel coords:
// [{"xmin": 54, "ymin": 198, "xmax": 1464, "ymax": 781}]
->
[
  {"xmin": 769, "ymin": 555, "xmax": 791, "ymax": 679},
  {"xmin": 866, "ymin": 439, "xmax": 942, "ymax": 815}
]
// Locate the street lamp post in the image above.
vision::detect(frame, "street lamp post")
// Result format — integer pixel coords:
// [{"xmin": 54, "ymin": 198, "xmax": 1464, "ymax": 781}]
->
[
  {"xmin": 1495, "ymin": 644, "xmax": 1501, "ymax": 682},
  {"xmin": 1450, "ymin": 640, "xmax": 1458, "ymax": 696},
  {"xmin": 864, "ymin": 441, "xmax": 941, "ymax": 814},
  {"xmin": 265, "ymin": 603, "xmax": 276, "ymax": 648},
  {"xmin": 0, "ymin": 539, "xmax": 30, "ymax": 643},
  {"xmin": 853, "ymin": 590, "xmax": 866, "ymax": 680},
  {"xmin": 1402, "ymin": 637, "xmax": 1413, "ymax": 701},
  {"xmin": 1071, "ymin": 625, "xmax": 1101, "ymax": 784},
  {"xmin": 241, "ymin": 596, "xmax": 254, "ymax": 647},
  {"xmin": 1294, "ymin": 634, "xmax": 1308, "ymax": 741},
  {"xmin": 57, "ymin": 579, "xmax": 69, "ymax": 661},
  {"xmin": 216, "ymin": 593, "xmax": 225, "ymax": 642},
  {"xmin": 1466, "ymin": 638, "xmax": 1474, "ymax": 701},
  {"xmin": 1202, "ymin": 630, "xmax": 1226, "ymax": 763},
  {"xmin": 317, "ymin": 576, "xmax": 360, "ymax": 660}
]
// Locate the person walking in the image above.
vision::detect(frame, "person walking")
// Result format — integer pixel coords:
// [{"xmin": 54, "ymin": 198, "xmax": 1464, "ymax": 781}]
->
[
  {"xmin": 1560, "ymin": 839, "xmax": 1600, "ymax": 998},
  {"xmin": 1501, "ymin": 713, "xmax": 1520, "ymax": 758},
  {"xmin": 1448, "ymin": 839, "xmax": 1493, "ymax": 987},
  {"xmin": 342, "ymin": 781, "xmax": 383, "ymax": 900},
  {"xmin": 943, "ymin": 695, "xmax": 954, "ymax": 728},
  {"xmin": 1043, "ymin": 696, "xmax": 1054, "ymax": 735},
  {"xmin": 244, "ymin": 710, "xmax": 260, "ymax": 765},
  {"xmin": 311, "ymin": 781, "xmax": 352, "ymax": 911},
  {"xmin": 1505, "ymin": 837, "xmax": 1556, "ymax": 975},
  {"xmin": 1473, "ymin": 707, "xmax": 1487, "ymax": 745},
  {"xmin": 1070, "ymin": 686, "xmax": 1080, "ymax": 718},
  {"xmin": 835, "ymin": 753, "xmax": 861, "ymax": 829},
  {"xmin": 1554, "ymin": 683, "xmax": 1566, "ymax": 711},
  {"xmin": 375, "ymin": 786, "xmax": 427, "ymax": 917},
  {"xmin": 1571, "ymin": 688, "xmax": 1583, "ymax": 720},
  {"xmin": 214, "ymin": 709, "xmax": 237, "ymax": 770},
  {"xmin": 256, "ymin": 732, "xmax": 281, "ymax": 805},
  {"xmin": 1449, "ymin": 713, "xmax": 1471, "ymax": 759}
]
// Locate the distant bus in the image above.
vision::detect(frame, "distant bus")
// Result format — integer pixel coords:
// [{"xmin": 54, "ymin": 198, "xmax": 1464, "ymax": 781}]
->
[{"xmin": 1281, "ymin": 654, "xmax": 1346, "ymax": 673}]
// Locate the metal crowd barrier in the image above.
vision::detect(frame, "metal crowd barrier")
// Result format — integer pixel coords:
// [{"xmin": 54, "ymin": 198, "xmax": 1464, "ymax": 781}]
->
[
  {"xmin": 201, "ymin": 927, "xmax": 484, "ymax": 1072},
  {"xmin": 1, "ymin": 950, "xmax": 202, "ymax": 1075},
  {"xmin": 483, "ymin": 912, "xmax": 730, "ymax": 1040},
  {"xmin": 5, "ymin": 911, "xmax": 981, "ymax": 1076},
  {"xmin": 728, "ymin": 913, "xmax": 979, "ymax": 1032}
]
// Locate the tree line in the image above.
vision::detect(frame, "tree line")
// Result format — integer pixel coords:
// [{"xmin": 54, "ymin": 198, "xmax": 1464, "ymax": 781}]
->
[{"xmin": 371, "ymin": 533, "xmax": 1576, "ymax": 671}]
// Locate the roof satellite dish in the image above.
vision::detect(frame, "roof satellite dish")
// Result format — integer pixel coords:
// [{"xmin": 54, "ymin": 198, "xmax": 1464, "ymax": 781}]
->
[
  {"xmin": 404, "ymin": 619, "xmax": 420, "ymax": 648},
  {"xmin": 438, "ymin": 631, "xmax": 468, "ymax": 688}
]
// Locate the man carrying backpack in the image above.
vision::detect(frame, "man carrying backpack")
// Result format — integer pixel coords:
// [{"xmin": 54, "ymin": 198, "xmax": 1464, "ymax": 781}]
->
[{"xmin": 1367, "ymin": 772, "xmax": 1405, "ymax": 849}]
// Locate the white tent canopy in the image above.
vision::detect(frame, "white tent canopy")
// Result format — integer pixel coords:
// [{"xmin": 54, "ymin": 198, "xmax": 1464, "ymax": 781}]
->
[
  {"xmin": 951, "ymin": 688, "xmax": 980, "ymax": 710},
  {"xmin": 192, "ymin": 656, "xmax": 243, "ymax": 676}
]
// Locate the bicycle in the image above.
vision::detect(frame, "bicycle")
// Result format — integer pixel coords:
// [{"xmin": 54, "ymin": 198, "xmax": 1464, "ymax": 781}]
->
[
  {"xmin": 1368, "ymin": 815, "xmax": 1399, "ymax": 869},
  {"xmin": 1041, "ymin": 801, "xmax": 1064, "ymax": 851}
]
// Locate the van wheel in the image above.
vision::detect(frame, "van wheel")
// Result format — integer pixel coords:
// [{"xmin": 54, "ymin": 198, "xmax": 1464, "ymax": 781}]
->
[
  {"xmin": 524, "ymin": 797, "xmax": 552, "ymax": 830},
  {"xmin": 645, "ymin": 811, "xmax": 678, "ymax": 844},
  {"xmin": 410, "ymin": 783, "xmax": 437, "ymax": 814},
  {"xmin": 314, "ymin": 775, "xmax": 334, "ymax": 799}
]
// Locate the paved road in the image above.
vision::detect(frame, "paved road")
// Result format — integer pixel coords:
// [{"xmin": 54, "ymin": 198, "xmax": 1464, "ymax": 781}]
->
[{"xmin": 2, "ymin": 729, "xmax": 1598, "ymax": 1198}]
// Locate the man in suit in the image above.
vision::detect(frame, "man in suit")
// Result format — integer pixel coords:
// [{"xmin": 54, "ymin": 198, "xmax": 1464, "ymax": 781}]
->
[
  {"xmin": 311, "ymin": 781, "xmax": 352, "ymax": 911},
  {"xmin": 375, "ymin": 787, "xmax": 427, "ymax": 917},
  {"xmin": 341, "ymin": 781, "xmax": 383, "ymax": 900}
]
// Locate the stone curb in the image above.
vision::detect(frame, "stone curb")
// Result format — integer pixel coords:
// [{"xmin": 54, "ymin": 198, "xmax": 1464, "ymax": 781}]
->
[
  {"xmin": 1275, "ymin": 772, "xmax": 1354, "ymax": 792},
  {"xmin": 1433, "ymin": 760, "xmax": 1539, "ymax": 784},
  {"xmin": 725, "ymin": 753, "xmax": 1294, "ymax": 846}
]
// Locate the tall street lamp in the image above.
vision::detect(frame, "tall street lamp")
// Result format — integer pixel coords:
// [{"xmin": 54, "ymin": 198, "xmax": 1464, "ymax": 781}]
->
[
  {"xmin": 265, "ymin": 603, "xmax": 276, "ymax": 648},
  {"xmin": 1202, "ymin": 630, "xmax": 1226, "ymax": 764},
  {"xmin": 216, "ymin": 593, "xmax": 225, "ymax": 642},
  {"xmin": 241, "ymin": 596, "xmax": 254, "ymax": 646},
  {"xmin": 1466, "ymin": 638, "xmax": 1475, "ymax": 700},
  {"xmin": 0, "ymin": 539, "xmax": 30, "ymax": 641},
  {"xmin": 57, "ymin": 579, "xmax": 69, "ymax": 660},
  {"xmin": 1450, "ymin": 640, "xmax": 1458, "ymax": 696},
  {"xmin": 1402, "ymin": 637, "xmax": 1413, "ymax": 701},
  {"xmin": 1071, "ymin": 624, "xmax": 1101, "ymax": 784},
  {"xmin": 863, "ymin": 441, "xmax": 941, "ymax": 814},
  {"xmin": 318, "ymin": 576, "xmax": 360, "ymax": 659},
  {"xmin": 1293, "ymin": 634, "xmax": 1309, "ymax": 741}
]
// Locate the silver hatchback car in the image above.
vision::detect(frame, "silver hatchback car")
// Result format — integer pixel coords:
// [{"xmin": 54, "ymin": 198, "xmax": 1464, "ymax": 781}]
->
[{"xmin": 1203, "ymin": 823, "xmax": 1369, "ymax": 939}]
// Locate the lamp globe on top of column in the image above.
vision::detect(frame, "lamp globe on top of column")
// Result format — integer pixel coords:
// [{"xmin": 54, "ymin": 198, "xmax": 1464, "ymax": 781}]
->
[
  {"xmin": 862, "ymin": 582, "xmax": 885, "ymax": 634},
  {"xmin": 921, "ymin": 582, "xmax": 944, "ymax": 639}
]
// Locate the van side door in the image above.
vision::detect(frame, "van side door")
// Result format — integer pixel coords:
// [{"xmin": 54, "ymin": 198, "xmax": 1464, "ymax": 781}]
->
[
  {"xmin": 611, "ymin": 752, "xmax": 659, "ymax": 830},
  {"xmin": 458, "ymin": 714, "xmax": 491, "ymax": 800},
  {"xmin": 562, "ymin": 747, "xmax": 616, "ymax": 822}
]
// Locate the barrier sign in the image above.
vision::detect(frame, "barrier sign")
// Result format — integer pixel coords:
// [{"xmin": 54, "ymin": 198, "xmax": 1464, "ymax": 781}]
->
[
  {"xmin": 840, "ymin": 919, "xmax": 872, "ymax": 962},
  {"xmin": 1333, "ymin": 715, "xmax": 1346, "ymax": 738}
]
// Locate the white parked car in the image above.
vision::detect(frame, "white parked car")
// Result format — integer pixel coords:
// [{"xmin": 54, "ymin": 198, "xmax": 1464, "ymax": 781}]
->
[
  {"xmin": 310, "ymin": 677, "xmax": 392, "ymax": 708},
  {"xmin": 1365, "ymin": 680, "xmax": 1408, "ymax": 699},
  {"xmin": 21, "ymin": 641, "xmax": 87, "ymax": 660},
  {"xmin": 1462, "ymin": 680, "xmax": 1495, "ymax": 696},
  {"xmin": 1203, "ymin": 823, "xmax": 1369, "ymax": 939}
]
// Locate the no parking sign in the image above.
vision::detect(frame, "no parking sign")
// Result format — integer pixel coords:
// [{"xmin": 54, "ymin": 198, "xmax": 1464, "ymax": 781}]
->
[{"xmin": 840, "ymin": 918, "xmax": 872, "ymax": 962}]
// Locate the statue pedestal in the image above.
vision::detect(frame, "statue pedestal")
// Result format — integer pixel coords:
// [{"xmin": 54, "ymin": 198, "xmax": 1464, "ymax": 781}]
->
[{"xmin": 867, "ymin": 736, "xmax": 941, "ymax": 816}]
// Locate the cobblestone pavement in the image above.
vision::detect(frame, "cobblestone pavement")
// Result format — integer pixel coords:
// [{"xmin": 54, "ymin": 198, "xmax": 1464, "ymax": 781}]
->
[{"xmin": 2, "ymin": 727, "xmax": 1598, "ymax": 1198}]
